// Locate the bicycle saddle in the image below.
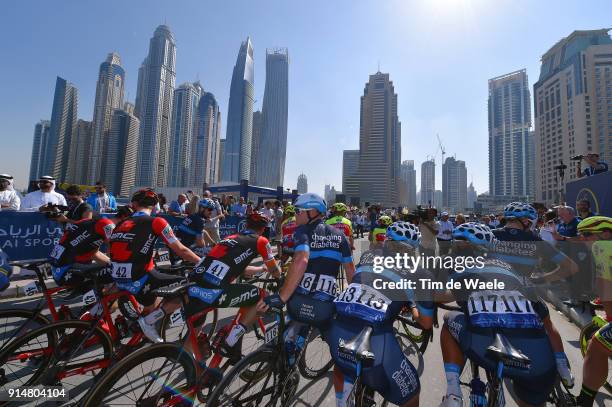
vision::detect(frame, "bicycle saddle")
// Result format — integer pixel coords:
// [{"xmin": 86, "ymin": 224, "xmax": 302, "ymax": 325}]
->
[
  {"xmin": 156, "ymin": 263, "xmax": 193, "ymax": 273},
  {"xmin": 152, "ymin": 281, "xmax": 196, "ymax": 298},
  {"xmin": 9, "ymin": 259, "xmax": 49, "ymax": 269},
  {"xmin": 486, "ymin": 332, "xmax": 531, "ymax": 370},
  {"xmin": 339, "ymin": 326, "xmax": 375, "ymax": 361}
]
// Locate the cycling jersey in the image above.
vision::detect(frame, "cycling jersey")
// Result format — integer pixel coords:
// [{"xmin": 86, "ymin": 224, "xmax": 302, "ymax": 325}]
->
[
  {"xmin": 370, "ymin": 227, "xmax": 387, "ymax": 243},
  {"xmin": 592, "ymin": 240, "xmax": 612, "ymax": 282},
  {"xmin": 176, "ymin": 213, "xmax": 205, "ymax": 247},
  {"xmin": 281, "ymin": 216, "xmax": 297, "ymax": 250},
  {"xmin": 50, "ymin": 217, "xmax": 115, "ymax": 267},
  {"xmin": 109, "ymin": 212, "xmax": 178, "ymax": 281},
  {"xmin": 325, "ymin": 215, "xmax": 353, "ymax": 238},
  {"xmin": 191, "ymin": 230, "xmax": 273, "ymax": 288}
]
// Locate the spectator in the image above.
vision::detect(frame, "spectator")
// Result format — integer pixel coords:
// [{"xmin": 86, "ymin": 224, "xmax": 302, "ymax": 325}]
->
[
  {"xmin": 220, "ymin": 195, "xmax": 230, "ymax": 214},
  {"xmin": 481, "ymin": 215, "xmax": 491, "ymax": 226},
  {"xmin": 21, "ymin": 176, "xmax": 67, "ymax": 211},
  {"xmin": 455, "ymin": 213, "xmax": 466, "ymax": 226},
  {"xmin": 576, "ymin": 199, "xmax": 595, "ymax": 219},
  {"xmin": 86, "ymin": 181, "xmax": 117, "ymax": 213},
  {"xmin": 539, "ymin": 209, "xmax": 558, "ymax": 246},
  {"xmin": 576, "ymin": 152, "xmax": 608, "ymax": 178},
  {"xmin": 202, "ymin": 190, "xmax": 224, "ymax": 242},
  {"xmin": 436, "ymin": 211, "xmax": 453, "ymax": 256},
  {"xmin": 419, "ymin": 208, "xmax": 439, "ymax": 258},
  {"xmin": 261, "ymin": 201, "xmax": 275, "ymax": 239},
  {"xmin": 553, "ymin": 206, "xmax": 580, "ymax": 241},
  {"xmin": 488, "ymin": 214, "xmax": 501, "ymax": 228},
  {"xmin": 168, "ymin": 194, "xmax": 188, "ymax": 216},
  {"xmin": 273, "ymin": 200, "xmax": 284, "ymax": 242},
  {"xmin": 356, "ymin": 211, "xmax": 366, "ymax": 238},
  {"xmin": 231, "ymin": 196, "xmax": 247, "ymax": 217},
  {"xmin": 185, "ymin": 194, "xmax": 200, "ymax": 216},
  {"xmin": 158, "ymin": 194, "xmax": 168, "ymax": 213},
  {"xmin": 0, "ymin": 174, "xmax": 20, "ymax": 211},
  {"xmin": 56, "ymin": 185, "xmax": 94, "ymax": 223}
]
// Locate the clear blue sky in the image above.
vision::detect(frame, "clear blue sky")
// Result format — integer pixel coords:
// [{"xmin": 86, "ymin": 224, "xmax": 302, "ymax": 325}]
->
[{"xmin": 2, "ymin": 0, "xmax": 611, "ymax": 195}]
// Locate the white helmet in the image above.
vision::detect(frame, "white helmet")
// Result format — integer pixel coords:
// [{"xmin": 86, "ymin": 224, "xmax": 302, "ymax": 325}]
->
[{"xmin": 386, "ymin": 221, "xmax": 421, "ymax": 248}]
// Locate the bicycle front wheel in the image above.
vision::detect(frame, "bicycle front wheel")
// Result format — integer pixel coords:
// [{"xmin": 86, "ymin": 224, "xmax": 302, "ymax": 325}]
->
[
  {"xmin": 82, "ymin": 343, "xmax": 197, "ymax": 406},
  {"xmin": 0, "ymin": 309, "xmax": 49, "ymax": 351},
  {"xmin": 298, "ymin": 328, "xmax": 333, "ymax": 379},
  {"xmin": 208, "ymin": 348, "xmax": 281, "ymax": 407},
  {"xmin": 579, "ymin": 320, "xmax": 612, "ymax": 393}
]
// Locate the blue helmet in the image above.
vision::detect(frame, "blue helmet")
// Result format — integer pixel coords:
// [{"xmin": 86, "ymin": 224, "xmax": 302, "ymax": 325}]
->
[
  {"xmin": 198, "ymin": 198, "xmax": 215, "ymax": 209},
  {"xmin": 503, "ymin": 202, "xmax": 537, "ymax": 221},
  {"xmin": 386, "ymin": 221, "xmax": 421, "ymax": 248},
  {"xmin": 294, "ymin": 193, "xmax": 327, "ymax": 214},
  {"xmin": 453, "ymin": 222, "xmax": 496, "ymax": 246},
  {"xmin": 0, "ymin": 249, "xmax": 13, "ymax": 292}
]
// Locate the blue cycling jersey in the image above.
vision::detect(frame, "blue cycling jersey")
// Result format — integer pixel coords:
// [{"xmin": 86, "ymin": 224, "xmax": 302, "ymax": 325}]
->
[{"xmin": 176, "ymin": 214, "xmax": 205, "ymax": 247}]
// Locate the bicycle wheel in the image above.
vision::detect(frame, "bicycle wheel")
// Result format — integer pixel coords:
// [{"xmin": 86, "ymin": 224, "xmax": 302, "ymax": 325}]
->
[
  {"xmin": 0, "ymin": 319, "xmax": 112, "ymax": 401},
  {"xmin": 208, "ymin": 347, "xmax": 281, "ymax": 407},
  {"xmin": 298, "ymin": 328, "xmax": 333, "ymax": 379},
  {"xmin": 579, "ymin": 320, "xmax": 612, "ymax": 393},
  {"xmin": 0, "ymin": 309, "xmax": 49, "ymax": 351},
  {"xmin": 355, "ymin": 385, "xmax": 389, "ymax": 407},
  {"xmin": 160, "ymin": 307, "xmax": 218, "ymax": 343},
  {"xmin": 82, "ymin": 343, "xmax": 197, "ymax": 406},
  {"xmin": 549, "ymin": 379, "xmax": 575, "ymax": 407},
  {"xmin": 394, "ymin": 312, "xmax": 431, "ymax": 354}
]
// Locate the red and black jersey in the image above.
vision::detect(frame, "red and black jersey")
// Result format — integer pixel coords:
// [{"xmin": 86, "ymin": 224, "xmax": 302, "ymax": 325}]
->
[
  {"xmin": 193, "ymin": 230, "xmax": 274, "ymax": 287},
  {"xmin": 49, "ymin": 217, "xmax": 115, "ymax": 267},
  {"xmin": 109, "ymin": 213, "xmax": 178, "ymax": 280}
]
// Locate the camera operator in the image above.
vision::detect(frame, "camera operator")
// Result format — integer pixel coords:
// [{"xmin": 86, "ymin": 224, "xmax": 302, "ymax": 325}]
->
[
  {"xmin": 576, "ymin": 152, "xmax": 608, "ymax": 178},
  {"xmin": 53, "ymin": 185, "xmax": 94, "ymax": 224},
  {"xmin": 21, "ymin": 176, "xmax": 67, "ymax": 211}
]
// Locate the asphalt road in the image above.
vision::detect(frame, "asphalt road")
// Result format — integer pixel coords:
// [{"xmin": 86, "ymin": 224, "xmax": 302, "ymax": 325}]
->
[{"xmin": 0, "ymin": 238, "xmax": 610, "ymax": 406}]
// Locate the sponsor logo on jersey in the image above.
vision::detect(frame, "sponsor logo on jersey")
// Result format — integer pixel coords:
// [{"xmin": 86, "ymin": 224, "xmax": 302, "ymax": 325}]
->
[
  {"xmin": 234, "ymin": 248, "xmax": 254, "ymax": 264},
  {"xmin": 228, "ymin": 287, "xmax": 259, "ymax": 307},
  {"xmin": 111, "ymin": 232, "xmax": 136, "ymax": 241},
  {"xmin": 70, "ymin": 231, "xmax": 91, "ymax": 247},
  {"xmin": 140, "ymin": 234, "xmax": 156, "ymax": 254}
]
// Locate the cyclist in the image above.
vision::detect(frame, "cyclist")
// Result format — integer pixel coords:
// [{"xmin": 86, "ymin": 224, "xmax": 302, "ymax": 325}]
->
[
  {"xmin": 262, "ymin": 193, "xmax": 355, "ymax": 365},
  {"xmin": 0, "ymin": 249, "xmax": 13, "ymax": 292},
  {"xmin": 326, "ymin": 202, "xmax": 355, "ymax": 250},
  {"xmin": 575, "ymin": 216, "xmax": 612, "ymax": 407},
  {"xmin": 327, "ymin": 221, "xmax": 433, "ymax": 407},
  {"xmin": 489, "ymin": 202, "xmax": 578, "ymax": 388},
  {"xmin": 169, "ymin": 198, "xmax": 216, "ymax": 263},
  {"xmin": 108, "ymin": 189, "xmax": 201, "ymax": 343},
  {"xmin": 280, "ymin": 204, "xmax": 297, "ymax": 261},
  {"xmin": 369, "ymin": 215, "xmax": 392, "ymax": 249}
]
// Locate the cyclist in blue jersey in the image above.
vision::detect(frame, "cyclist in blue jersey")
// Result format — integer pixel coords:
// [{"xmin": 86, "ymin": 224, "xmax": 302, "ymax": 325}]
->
[
  {"xmin": 169, "ymin": 198, "xmax": 216, "ymax": 262},
  {"xmin": 326, "ymin": 221, "xmax": 434, "ymax": 407}
]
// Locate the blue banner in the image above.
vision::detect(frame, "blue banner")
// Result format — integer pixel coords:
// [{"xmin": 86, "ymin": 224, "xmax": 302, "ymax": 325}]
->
[
  {"xmin": 565, "ymin": 171, "xmax": 612, "ymax": 216},
  {"xmin": 0, "ymin": 212, "xmax": 63, "ymax": 261}
]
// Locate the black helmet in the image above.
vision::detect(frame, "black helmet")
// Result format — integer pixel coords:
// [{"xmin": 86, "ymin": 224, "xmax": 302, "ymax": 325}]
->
[
  {"xmin": 247, "ymin": 211, "xmax": 272, "ymax": 229},
  {"xmin": 131, "ymin": 189, "xmax": 159, "ymax": 207}
]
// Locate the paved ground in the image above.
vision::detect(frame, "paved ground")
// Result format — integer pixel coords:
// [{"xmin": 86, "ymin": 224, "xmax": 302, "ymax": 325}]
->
[{"xmin": 0, "ymin": 238, "xmax": 609, "ymax": 406}]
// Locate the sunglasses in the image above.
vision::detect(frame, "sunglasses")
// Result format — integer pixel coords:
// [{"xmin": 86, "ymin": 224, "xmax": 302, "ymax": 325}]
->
[{"xmin": 295, "ymin": 208, "xmax": 313, "ymax": 214}]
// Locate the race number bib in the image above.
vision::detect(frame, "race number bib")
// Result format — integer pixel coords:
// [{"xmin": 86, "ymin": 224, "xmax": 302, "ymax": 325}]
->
[
  {"xmin": 335, "ymin": 283, "xmax": 391, "ymax": 314},
  {"xmin": 82, "ymin": 289, "xmax": 98, "ymax": 306},
  {"xmin": 297, "ymin": 272, "xmax": 317, "ymax": 294},
  {"xmin": 111, "ymin": 263, "xmax": 133, "ymax": 279},
  {"xmin": 23, "ymin": 281, "xmax": 40, "ymax": 296},
  {"xmin": 313, "ymin": 274, "xmax": 338, "ymax": 298},
  {"xmin": 467, "ymin": 290, "xmax": 542, "ymax": 329},
  {"xmin": 49, "ymin": 245, "xmax": 65, "ymax": 260},
  {"xmin": 264, "ymin": 321, "xmax": 279, "ymax": 345},
  {"xmin": 169, "ymin": 308, "xmax": 185, "ymax": 327},
  {"xmin": 200, "ymin": 260, "xmax": 230, "ymax": 285}
]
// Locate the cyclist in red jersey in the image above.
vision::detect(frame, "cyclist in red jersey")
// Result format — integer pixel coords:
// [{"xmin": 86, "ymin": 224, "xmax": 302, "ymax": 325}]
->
[{"xmin": 109, "ymin": 189, "xmax": 201, "ymax": 342}]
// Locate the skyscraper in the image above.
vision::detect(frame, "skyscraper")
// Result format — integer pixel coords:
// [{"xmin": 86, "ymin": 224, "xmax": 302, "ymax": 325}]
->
[
  {"xmin": 488, "ymin": 69, "xmax": 533, "ymax": 198},
  {"xmin": 218, "ymin": 139, "xmax": 225, "ymax": 182},
  {"xmin": 442, "ymin": 157, "xmax": 468, "ymax": 212},
  {"xmin": 420, "ymin": 159, "xmax": 435, "ymax": 206},
  {"xmin": 357, "ymin": 72, "xmax": 401, "ymax": 207},
  {"xmin": 342, "ymin": 149, "xmax": 359, "ymax": 201},
  {"xmin": 223, "ymin": 37, "xmax": 255, "ymax": 182},
  {"xmin": 250, "ymin": 110, "xmax": 263, "ymax": 184},
  {"xmin": 191, "ymin": 92, "xmax": 222, "ymax": 186},
  {"xmin": 135, "ymin": 25, "xmax": 176, "ymax": 187},
  {"xmin": 258, "ymin": 48, "xmax": 289, "ymax": 188},
  {"xmin": 89, "ymin": 53, "xmax": 125, "ymax": 184},
  {"xmin": 29, "ymin": 120, "xmax": 51, "ymax": 180},
  {"xmin": 67, "ymin": 120, "xmax": 92, "ymax": 185},
  {"xmin": 104, "ymin": 104, "xmax": 140, "ymax": 196},
  {"xmin": 534, "ymin": 29, "xmax": 612, "ymax": 204},
  {"xmin": 467, "ymin": 182, "xmax": 477, "ymax": 209},
  {"xmin": 168, "ymin": 82, "xmax": 203, "ymax": 187},
  {"xmin": 47, "ymin": 76, "xmax": 78, "ymax": 182},
  {"xmin": 400, "ymin": 160, "xmax": 417, "ymax": 208},
  {"xmin": 297, "ymin": 173, "xmax": 308, "ymax": 194}
]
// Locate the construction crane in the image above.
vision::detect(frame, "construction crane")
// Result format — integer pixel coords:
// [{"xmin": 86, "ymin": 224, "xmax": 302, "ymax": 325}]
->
[{"xmin": 437, "ymin": 134, "xmax": 446, "ymax": 165}]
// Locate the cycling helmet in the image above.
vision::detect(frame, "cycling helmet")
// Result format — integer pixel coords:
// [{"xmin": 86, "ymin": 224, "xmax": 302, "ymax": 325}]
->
[
  {"xmin": 387, "ymin": 221, "xmax": 421, "ymax": 248},
  {"xmin": 131, "ymin": 189, "xmax": 159, "ymax": 207},
  {"xmin": 503, "ymin": 202, "xmax": 537, "ymax": 220},
  {"xmin": 577, "ymin": 216, "xmax": 612, "ymax": 234},
  {"xmin": 198, "ymin": 198, "xmax": 216, "ymax": 210},
  {"xmin": 246, "ymin": 211, "xmax": 272, "ymax": 229},
  {"xmin": 453, "ymin": 222, "xmax": 496, "ymax": 246},
  {"xmin": 378, "ymin": 215, "xmax": 392, "ymax": 227},
  {"xmin": 0, "ymin": 249, "xmax": 13, "ymax": 292},
  {"xmin": 331, "ymin": 202, "xmax": 348, "ymax": 213},
  {"xmin": 116, "ymin": 205, "xmax": 134, "ymax": 219},
  {"xmin": 294, "ymin": 193, "xmax": 327, "ymax": 214},
  {"xmin": 284, "ymin": 205, "xmax": 296, "ymax": 217}
]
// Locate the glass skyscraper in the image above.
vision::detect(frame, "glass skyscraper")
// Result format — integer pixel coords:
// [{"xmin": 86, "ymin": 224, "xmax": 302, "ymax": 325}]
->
[
  {"xmin": 191, "ymin": 92, "xmax": 222, "ymax": 186},
  {"xmin": 48, "ymin": 76, "xmax": 78, "ymax": 182}
]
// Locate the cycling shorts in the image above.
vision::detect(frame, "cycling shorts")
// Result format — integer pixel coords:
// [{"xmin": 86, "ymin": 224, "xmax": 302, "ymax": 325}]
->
[
  {"xmin": 115, "ymin": 269, "xmax": 186, "ymax": 307},
  {"xmin": 444, "ymin": 311, "xmax": 556, "ymax": 406},
  {"xmin": 326, "ymin": 316, "xmax": 420, "ymax": 405},
  {"xmin": 185, "ymin": 283, "xmax": 261, "ymax": 316},
  {"xmin": 594, "ymin": 321, "xmax": 612, "ymax": 352},
  {"xmin": 287, "ymin": 292, "xmax": 336, "ymax": 329}
]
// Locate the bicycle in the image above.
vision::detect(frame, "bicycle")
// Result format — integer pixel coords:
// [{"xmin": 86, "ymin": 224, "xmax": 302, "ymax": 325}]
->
[
  {"xmin": 81, "ymin": 278, "xmax": 278, "ymax": 405},
  {"xmin": 579, "ymin": 301, "xmax": 612, "ymax": 393}
]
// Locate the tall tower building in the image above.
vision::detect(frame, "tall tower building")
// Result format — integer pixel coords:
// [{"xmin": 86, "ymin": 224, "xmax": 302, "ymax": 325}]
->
[
  {"xmin": 223, "ymin": 37, "xmax": 254, "ymax": 182},
  {"xmin": 467, "ymin": 182, "xmax": 477, "ymax": 209},
  {"xmin": 342, "ymin": 150, "xmax": 359, "ymax": 200},
  {"xmin": 47, "ymin": 76, "xmax": 78, "ymax": 181},
  {"xmin": 104, "ymin": 104, "xmax": 140, "ymax": 196},
  {"xmin": 191, "ymin": 92, "xmax": 222, "ymax": 186},
  {"xmin": 357, "ymin": 72, "xmax": 401, "ymax": 207},
  {"xmin": 442, "ymin": 157, "xmax": 468, "ymax": 212},
  {"xmin": 30, "ymin": 120, "xmax": 51, "ymax": 180},
  {"xmin": 250, "ymin": 110, "xmax": 263, "ymax": 184},
  {"xmin": 89, "ymin": 53, "xmax": 125, "ymax": 184},
  {"xmin": 67, "ymin": 120, "xmax": 92, "ymax": 184},
  {"xmin": 488, "ymin": 69, "xmax": 533, "ymax": 198},
  {"xmin": 420, "ymin": 159, "xmax": 435, "ymax": 206},
  {"xmin": 400, "ymin": 160, "xmax": 417, "ymax": 208},
  {"xmin": 297, "ymin": 173, "xmax": 308, "ymax": 194},
  {"xmin": 534, "ymin": 29, "xmax": 612, "ymax": 204},
  {"xmin": 135, "ymin": 25, "xmax": 176, "ymax": 187},
  {"xmin": 218, "ymin": 139, "xmax": 225, "ymax": 182},
  {"xmin": 258, "ymin": 48, "xmax": 289, "ymax": 188},
  {"xmin": 168, "ymin": 82, "xmax": 203, "ymax": 187}
]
